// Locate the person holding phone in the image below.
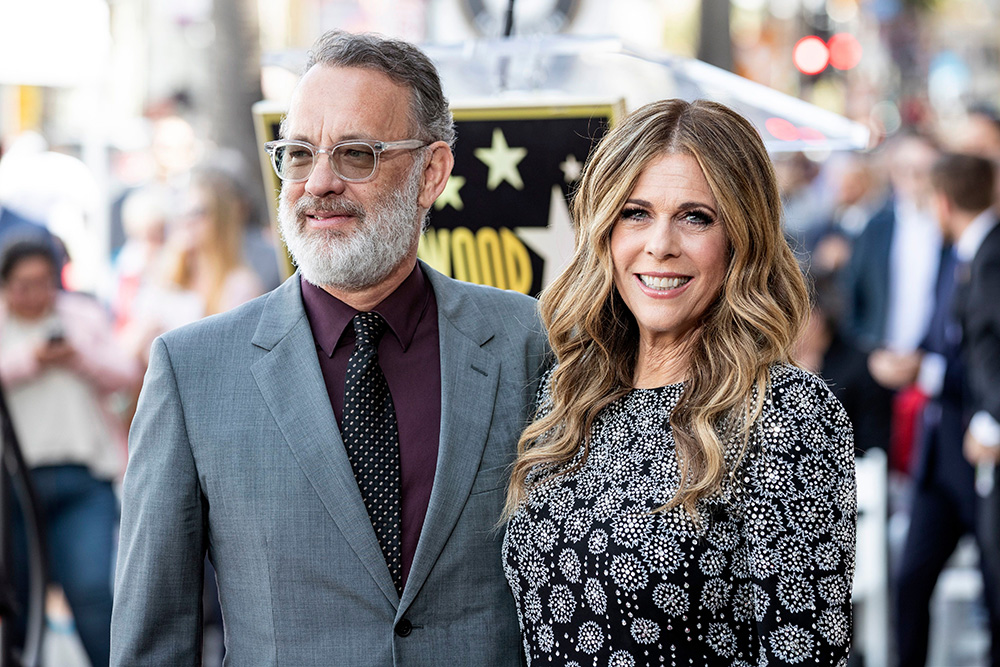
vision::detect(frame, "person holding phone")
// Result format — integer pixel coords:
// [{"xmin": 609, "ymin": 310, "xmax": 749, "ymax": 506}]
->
[{"xmin": 0, "ymin": 238, "xmax": 140, "ymax": 666}]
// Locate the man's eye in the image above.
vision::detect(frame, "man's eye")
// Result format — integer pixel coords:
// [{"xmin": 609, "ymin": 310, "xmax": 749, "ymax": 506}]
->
[
  {"xmin": 343, "ymin": 148, "xmax": 374, "ymax": 160},
  {"xmin": 286, "ymin": 149, "xmax": 313, "ymax": 162}
]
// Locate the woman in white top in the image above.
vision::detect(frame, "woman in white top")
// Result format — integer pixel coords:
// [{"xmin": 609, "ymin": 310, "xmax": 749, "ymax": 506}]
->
[{"xmin": 0, "ymin": 238, "xmax": 140, "ymax": 666}]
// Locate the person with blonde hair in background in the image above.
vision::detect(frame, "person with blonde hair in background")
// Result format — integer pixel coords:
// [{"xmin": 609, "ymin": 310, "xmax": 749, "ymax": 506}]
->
[
  {"xmin": 123, "ymin": 169, "xmax": 264, "ymax": 364},
  {"xmin": 503, "ymin": 99, "xmax": 856, "ymax": 666},
  {"xmin": 163, "ymin": 169, "xmax": 263, "ymax": 317}
]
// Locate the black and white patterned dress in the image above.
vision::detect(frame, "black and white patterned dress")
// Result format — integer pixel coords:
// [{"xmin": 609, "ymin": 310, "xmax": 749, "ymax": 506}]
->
[{"xmin": 502, "ymin": 364, "xmax": 856, "ymax": 667}]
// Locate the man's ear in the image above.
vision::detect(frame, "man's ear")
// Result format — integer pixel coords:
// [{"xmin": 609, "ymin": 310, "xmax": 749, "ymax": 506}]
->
[{"xmin": 417, "ymin": 141, "xmax": 455, "ymax": 210}]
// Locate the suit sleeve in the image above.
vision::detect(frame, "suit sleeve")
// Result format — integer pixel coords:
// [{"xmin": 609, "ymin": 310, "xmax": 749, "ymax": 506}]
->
[
  {"xmin": 111, "ymin": 336, "xmax": 206, "ymax": 666},
  {"xmin": 965, "ymin": 253, "xmax": 1000, "ymax": 421}
]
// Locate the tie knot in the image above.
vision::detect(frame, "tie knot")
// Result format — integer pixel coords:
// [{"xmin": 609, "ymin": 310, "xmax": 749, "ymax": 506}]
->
[{"xmin": 352, "ymin": 311, "xmax": 388, "ymax": 349}]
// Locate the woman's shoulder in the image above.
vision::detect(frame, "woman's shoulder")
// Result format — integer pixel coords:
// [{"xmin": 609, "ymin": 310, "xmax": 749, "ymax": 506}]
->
[
  {"xmin": 766, "ymin": 362, "xmax": 843, "ymax": 412},
  {"xmin": 223, "ymin": 265, "xmax": 264, "ymax": 289},
  {"xmin": 757, "ymin": 362, "xmax": 854, "ymax": 454}
]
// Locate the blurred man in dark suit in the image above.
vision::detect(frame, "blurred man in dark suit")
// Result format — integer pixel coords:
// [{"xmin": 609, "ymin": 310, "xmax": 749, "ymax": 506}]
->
[
  {"xmin": 941, "ymin": 153, "xmax": 1000, "ymax": 667},
  {"xmin": 874, "ymin": 152, "xmax": 1000, "ymax": 666}
]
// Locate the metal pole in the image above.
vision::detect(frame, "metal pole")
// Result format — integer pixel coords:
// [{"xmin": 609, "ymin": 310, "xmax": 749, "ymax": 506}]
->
[
  {"xmin": 498, "ymin": 0, "xmax": 517, "ymax": 91},
  {"xmin": 503, "ymin": 0, "xmax": 516, "ymax": 37}
]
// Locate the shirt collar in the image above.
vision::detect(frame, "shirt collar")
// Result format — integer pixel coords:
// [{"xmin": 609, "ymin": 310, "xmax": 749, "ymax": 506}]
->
[
  {"xmin": 300, "ymin": 262, "xmax": 432, "ymax": 357},
  {"xmin": 956, "ymin": 209, "xmax": 999, "ymax": 263},
  {"xmin": 894, "ymin": 196, "xmax": 936, "ymax": 230}
]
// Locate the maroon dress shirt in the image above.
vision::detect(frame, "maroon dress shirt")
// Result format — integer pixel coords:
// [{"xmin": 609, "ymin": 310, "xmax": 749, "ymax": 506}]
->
[{"xmin": 300, "ymin": 263, "xmax": 441, "ymax": 587}]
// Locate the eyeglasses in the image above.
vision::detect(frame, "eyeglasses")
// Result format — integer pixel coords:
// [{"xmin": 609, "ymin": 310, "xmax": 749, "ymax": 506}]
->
[{"xmin": 264, "ymin": 139, "xmax": 427, "ymax": 183}]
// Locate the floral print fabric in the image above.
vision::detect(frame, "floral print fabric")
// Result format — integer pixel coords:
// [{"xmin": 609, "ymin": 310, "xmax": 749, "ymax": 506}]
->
[{"xmin": 503, "ymin": 364, "xmax": 856, "ymax": 666}]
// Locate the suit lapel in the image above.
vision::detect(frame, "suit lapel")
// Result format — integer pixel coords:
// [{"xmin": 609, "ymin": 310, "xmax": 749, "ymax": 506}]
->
[
  {"xmin": 250, "ymin": 276, "xmax": 400, "ymax": 607},
  {"xmin": 401, "ymin": 266, "xmax": 500, "ymax": 611}
]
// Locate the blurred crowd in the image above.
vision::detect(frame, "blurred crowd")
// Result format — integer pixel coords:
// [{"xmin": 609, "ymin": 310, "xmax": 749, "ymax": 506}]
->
[
  {"xmin": 0, "ymin": 108, "xmax": 281, "ymax": 666},
  {"xmin": 785, "ymin": 104, "xmax": 1000, "ymax": 666},
  {"xmin": 1, "ymin": 100, "xmax": 1000, "ymax": 665}
]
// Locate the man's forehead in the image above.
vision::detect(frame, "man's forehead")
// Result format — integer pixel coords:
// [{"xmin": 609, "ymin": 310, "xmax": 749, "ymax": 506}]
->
[{"xmin": 282, "ymin": 65, "xmax": 413, "ymax": 140}]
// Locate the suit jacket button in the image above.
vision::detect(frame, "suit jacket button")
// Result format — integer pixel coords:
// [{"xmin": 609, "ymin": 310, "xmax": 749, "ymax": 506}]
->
[{"xmin": 395, "ymin": 619, "xmax": 413, "ymax": 637}]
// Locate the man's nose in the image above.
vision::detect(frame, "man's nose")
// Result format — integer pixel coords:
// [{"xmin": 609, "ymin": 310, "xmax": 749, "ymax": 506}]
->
[{"xmin": 305, "ymin": 154, "xmax": 347, "ymax": 198}]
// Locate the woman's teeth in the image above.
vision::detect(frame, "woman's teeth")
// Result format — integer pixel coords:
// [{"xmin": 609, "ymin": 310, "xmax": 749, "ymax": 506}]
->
[{"xmin": 639, "ymin": 275, "xmax": 690, "ymax": 290}]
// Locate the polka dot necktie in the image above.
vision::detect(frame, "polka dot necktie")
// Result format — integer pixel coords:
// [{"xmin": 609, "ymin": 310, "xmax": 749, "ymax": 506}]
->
[{"xmin": 342, "ymin": 312, "xmax": 403, "ymax": 595}]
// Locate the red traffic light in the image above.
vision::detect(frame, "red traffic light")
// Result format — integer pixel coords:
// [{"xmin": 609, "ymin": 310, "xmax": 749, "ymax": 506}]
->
[
  {"xmin": 793, "ymin": 36, "xmax": 830, "ymax": 75},
  {"xmin": 794, "ymin": 34, "xmax": 862, "ymax": 75},
  {"xmin": 829, "ymin": 33, "xmax": 863, "ymax": 70}
]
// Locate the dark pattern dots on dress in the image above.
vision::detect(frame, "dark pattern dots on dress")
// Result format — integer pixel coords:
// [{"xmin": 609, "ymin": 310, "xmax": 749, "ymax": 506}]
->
[{"xmin": 502, "ymin": 364, "xmax": 856, "ymax": 667}]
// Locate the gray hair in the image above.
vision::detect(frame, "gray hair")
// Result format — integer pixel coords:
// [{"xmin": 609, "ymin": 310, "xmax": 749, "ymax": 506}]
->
[{"xmin": 301, "ymin": 30, "xmax": 455, "ymax": 147}]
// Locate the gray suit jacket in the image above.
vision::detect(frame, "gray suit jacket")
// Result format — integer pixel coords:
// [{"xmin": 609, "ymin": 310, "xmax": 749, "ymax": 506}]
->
[{"xmin": 111, "ymin": 263, "xmax": 549, "ymax": 666}]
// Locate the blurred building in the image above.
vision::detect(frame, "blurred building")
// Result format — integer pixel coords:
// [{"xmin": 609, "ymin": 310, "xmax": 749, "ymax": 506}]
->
[{"xmin": 0, "ymin": 0, "xmax": 998, "ymax": 284}]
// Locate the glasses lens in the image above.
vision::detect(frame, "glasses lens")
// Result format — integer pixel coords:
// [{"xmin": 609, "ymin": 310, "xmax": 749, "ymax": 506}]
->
[
  {"xmin": 332, "ymin": 143, "xmax": 377, "ymax": 180},
  {"xmin": 273, "ymin": 144, "xmax": 316, "ymax": 181}
]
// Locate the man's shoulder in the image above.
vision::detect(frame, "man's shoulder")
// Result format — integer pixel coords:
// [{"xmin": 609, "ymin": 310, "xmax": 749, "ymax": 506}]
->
[
  {"xmin": 857, "ymin": 203, "xmax": 895, "ymax": 244},
  {"xmin": 0, "ymin": 207, "xmax": 55, "ymax": 247},
  {"xmin": 848, "ymin": 205, "xmax": 894, "ymax": 278},
  {"xmin": 0, "ymin": 206, "xmax": 36, "ymax": 227},
  {"xmin": 423, "ymin": 267, "xmax": 547, "ymax": 359},
  {"xmin": 424, "ymin": 264, "xmax": 539, "ymax": 319},
  {"xmin": 427, "ymin": 266, "xmax": 533, "ymax": 303},
  {"xmin": 977, "ymin": 220, "xmax": 1000, "ymax": 260},
  {"xmin": 969, "ymin": 223, "xmax": 1000, "ymax": 299}
]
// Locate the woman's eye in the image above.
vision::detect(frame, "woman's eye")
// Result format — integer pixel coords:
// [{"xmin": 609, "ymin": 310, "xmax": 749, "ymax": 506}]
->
[
  {"xmin": 620, "ymin": 208, "xmax": 649, "ymax": 220},
  {"xmin": 682, "ymin": 210, "xmax": 714, "ymax": 226}
]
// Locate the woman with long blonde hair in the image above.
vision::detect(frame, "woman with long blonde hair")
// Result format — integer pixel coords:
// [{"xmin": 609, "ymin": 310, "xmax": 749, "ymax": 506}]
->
[
  {"xmin": 164, "ymin": 169, "xmax": 264, "ymax": 317},
  {"xmin": 123, "ymin": 170, "xmax": 265, "ymax": 365},
  {"xmin": 502, "ymin": 99, "xmax": 856, "ymax": 666}
]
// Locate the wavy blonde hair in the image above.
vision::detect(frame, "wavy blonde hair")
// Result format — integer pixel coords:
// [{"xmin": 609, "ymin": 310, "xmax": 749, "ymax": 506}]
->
[{"xmin": 504, "ymin": 99, "xmax": 809, "ymax": 519}]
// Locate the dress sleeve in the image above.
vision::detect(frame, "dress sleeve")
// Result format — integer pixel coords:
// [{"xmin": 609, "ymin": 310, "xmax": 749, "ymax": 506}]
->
[{"xmin": 738, "ymin": 367, "xmax": 857, "ymax": 666}]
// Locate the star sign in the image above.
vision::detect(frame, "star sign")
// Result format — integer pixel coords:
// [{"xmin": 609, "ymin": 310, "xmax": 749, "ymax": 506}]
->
[
  {"xmin": 434, "ymin": 175, "xmax": 466, "ymax": 211},
  {"xmin": 475, "ymin": 128, "xmax": 528, "ymax": 191},
  {"xmin": 560, "ymin": 154, "xmax": 583, "ymax": 183},
  {"xmin": 515, "ymin": 185, "xmax": 576, "ymax": 288}
]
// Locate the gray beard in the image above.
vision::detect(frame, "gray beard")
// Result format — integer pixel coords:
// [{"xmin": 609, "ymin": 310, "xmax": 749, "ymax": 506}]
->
[{"xmin": 278, "ymin": 163, "xmax": 424, "ymax": 291}]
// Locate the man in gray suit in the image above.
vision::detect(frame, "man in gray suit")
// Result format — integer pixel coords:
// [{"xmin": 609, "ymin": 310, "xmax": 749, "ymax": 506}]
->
[{"xmin": 112, "ymin": 30, "xmax": 548, "ymax": 666}]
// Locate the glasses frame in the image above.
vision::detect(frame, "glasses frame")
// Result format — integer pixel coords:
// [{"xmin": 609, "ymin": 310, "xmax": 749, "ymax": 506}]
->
[{"xmin": 264, "ymin": 138, "xmax": 428, "ymax": 183}]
